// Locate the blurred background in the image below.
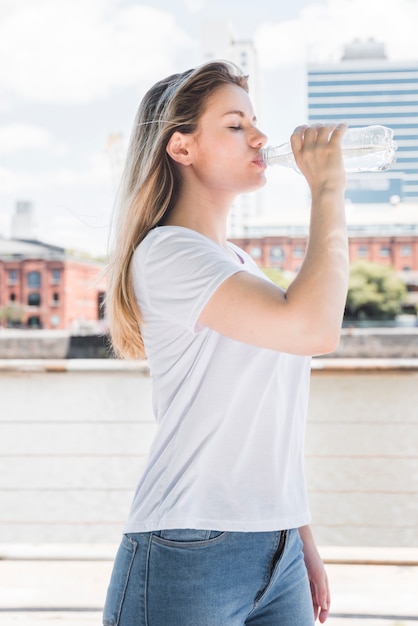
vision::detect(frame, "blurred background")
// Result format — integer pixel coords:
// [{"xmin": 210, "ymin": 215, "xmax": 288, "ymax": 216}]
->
[
  {"xmin": 0, "ymin": 0, "xmax": 418, "ymax": 624},
  {"xmin": 1, "ymin": 0, "xmax": 418, "ymax": 255}
]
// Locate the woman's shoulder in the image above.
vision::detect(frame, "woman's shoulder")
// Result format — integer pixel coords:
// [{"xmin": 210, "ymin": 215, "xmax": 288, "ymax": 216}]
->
[
  {"xmin": 135, "ymin": 226, "xmax": 230, "ymax": 262},
  {"xmin": 139, "ymin": 225, "xmax": 218, "ymax": 247}
]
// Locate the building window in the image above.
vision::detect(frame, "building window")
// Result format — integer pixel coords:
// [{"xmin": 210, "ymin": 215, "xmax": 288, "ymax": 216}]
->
[
  {"xmin": 98, "ymin": 291, "xmax": 106, "ymax": 320},
  {"xmin": 10, "ymin": 293, "xmax": 16, "ymax": 302},
  {"xmin": 401, "ymin": 245, "xmax": 412, "ymax": 257},
  {"xmin": 27, "ymin": 315, "xmax": 42, "ymax": 329},
  {"xmin": 28, "ymin": 293, "xmax": 41, "ymax": 307},
  {"xmin": 51, "ymin": 269, "xmax": 61, "ymax": 284},
  {"xmin": 250, "ymin": 246, "xmax": 262, "ymax": 260},
  {"xmin": 358, "ymin": 245, "xmax": 368, "ymax": 257},
  {"xmin": 50, "ymin": 314, "xmax": 60, "ymax": 327},
  {"xmin": 380, "ymin": 246, "xmax": 391, "ymax": 258},
  {"xmin": 52, "ymin": 292, "xmax": 60, "ymax": 306},
  {"xmin": 293, "ymin": 246, "xmax": 305, "ymax": 258},
  {"xmin": 27, "ymin": 271, "xmax": 41, "ymax": 288},
  {"xmin": 269, "ymin": 246, "xmax": 285, "ymax": 266},
  {"xmin": 8, "ymin": 269, "xmax": 18, "ymax": 285}
]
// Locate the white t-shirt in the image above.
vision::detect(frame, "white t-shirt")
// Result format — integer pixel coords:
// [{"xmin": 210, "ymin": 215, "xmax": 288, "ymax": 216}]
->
[{"xmin": 124, "ymin": 226, "xmax": 311, "ymax": 533}]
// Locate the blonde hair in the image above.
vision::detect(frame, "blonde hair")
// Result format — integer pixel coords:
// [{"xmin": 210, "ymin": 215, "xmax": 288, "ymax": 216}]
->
[{"xmin": 106, "ymin": 61, "xmax": 248, "ymax": 359}]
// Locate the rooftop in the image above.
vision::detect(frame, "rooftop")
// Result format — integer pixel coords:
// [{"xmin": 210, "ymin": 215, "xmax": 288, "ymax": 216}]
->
[
  {"xmin": 0, "ymin": 237, "xmax": 105, "ymax": 265},
  {"xmin": 241, "ymin": 201, "xmax": 418, "ymax": 238},
  {"xmin": 0, "ymin": 237, "xmax": 65, "ymax": 260}
]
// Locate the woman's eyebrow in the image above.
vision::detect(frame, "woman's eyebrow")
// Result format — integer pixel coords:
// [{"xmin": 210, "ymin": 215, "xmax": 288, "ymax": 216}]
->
[{"xmin": 222, "ymin": 109, "xmax": 257, "ymax": 122}]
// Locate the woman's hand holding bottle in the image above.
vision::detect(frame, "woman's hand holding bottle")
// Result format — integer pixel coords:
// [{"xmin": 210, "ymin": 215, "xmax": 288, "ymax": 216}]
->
[{"xmin": 290, "ymin": 124, "xmax": 347, "ymax": 198}]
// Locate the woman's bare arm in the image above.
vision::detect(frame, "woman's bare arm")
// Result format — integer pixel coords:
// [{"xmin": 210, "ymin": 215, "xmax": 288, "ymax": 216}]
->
[{"xmin": 199, "ymin": 125, "xmax": 349, "ymax": 356}]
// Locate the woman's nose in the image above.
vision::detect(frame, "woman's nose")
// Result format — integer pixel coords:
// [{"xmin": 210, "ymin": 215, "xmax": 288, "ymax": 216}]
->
[{"xmin": 250, "ymin": 128, "xmax": 268, "ymax": 149}]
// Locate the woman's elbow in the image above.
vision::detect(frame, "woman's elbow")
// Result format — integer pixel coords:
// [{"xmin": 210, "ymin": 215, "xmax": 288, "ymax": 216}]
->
[
  {"xmin": 311, "ymin": 327, "xmax": 341, "ymax": 356},
  {"xmin": 283, "ymin": 324, "xmax": 341, "ymax": 357}
]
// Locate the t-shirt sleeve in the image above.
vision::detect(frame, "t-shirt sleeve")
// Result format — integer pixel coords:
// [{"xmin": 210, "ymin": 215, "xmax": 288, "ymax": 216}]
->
[{"xmin": 133, "ymin": 229, "xmax": 245, "ymax": 332}]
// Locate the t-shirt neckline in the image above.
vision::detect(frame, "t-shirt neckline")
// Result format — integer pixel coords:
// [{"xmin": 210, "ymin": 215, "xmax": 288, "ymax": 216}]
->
[{"xmin": 155, "ymin": 225, "xmax": 245, "ymax": 265}]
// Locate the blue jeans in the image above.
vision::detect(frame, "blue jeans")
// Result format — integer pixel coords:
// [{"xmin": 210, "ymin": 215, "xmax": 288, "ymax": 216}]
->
[{"xmin": 103, "ymin": 528, "xmax": 314, "ymax": 625}]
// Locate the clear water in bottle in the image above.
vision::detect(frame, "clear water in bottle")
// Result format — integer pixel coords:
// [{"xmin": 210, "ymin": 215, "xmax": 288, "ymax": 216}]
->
[{"xmin": 260, "ymin": 125, "xmax": 397, "ymax": 173}]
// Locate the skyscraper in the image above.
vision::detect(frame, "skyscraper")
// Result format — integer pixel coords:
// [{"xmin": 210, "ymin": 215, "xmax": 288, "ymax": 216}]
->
[
  {"xmin": 308, "ymin": 39, "xmax": 418, "ymax": 203},
  {"xmin": 11, "ymin": 201, "xmax": 36, "ymax": 240}
]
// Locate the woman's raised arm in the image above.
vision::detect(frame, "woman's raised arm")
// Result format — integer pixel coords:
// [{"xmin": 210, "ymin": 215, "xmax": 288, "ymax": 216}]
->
[{"xmin": 199, "ymin": 125, "xmax": 349, "ymax": 356}]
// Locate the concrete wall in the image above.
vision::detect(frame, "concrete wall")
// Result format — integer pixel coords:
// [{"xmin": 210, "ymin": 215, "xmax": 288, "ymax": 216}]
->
[
  {"xmin": 0, "ymin": 331, "xmax": 112, "ymax": 359},
  {"xmin": 307, "ymin": 367, "xmax": 418, "ymax": 547},
  {"xmin": 331, "ymin": 327, "xmax": 418, "ymax": 359},
  {"xmin": 0, "ymin": 360, "xmax": 417, "ymax": 547},
  {"xmin": 1, "ymin": 328, "xmax": 418, "ymax": 359},
  {"xmin": 0, "ymin": 362, "xmax": 151, "ymax": 544},
  {"xmin": 0, "ymin": 330, "xmax": 70, "ymax": 358}
]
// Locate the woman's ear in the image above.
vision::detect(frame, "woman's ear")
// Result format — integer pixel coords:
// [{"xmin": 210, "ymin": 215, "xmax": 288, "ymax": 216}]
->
[{"xmin": 166, "ymin": 131, "xmax": 193, "ymax": 165}]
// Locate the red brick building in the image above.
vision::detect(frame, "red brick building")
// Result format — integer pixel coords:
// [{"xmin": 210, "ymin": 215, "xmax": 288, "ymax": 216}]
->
[
  {"xmin": 0, "ymin": 238, "xmax": 106, "ymax": 330},
  {"xmin": 230, "ymin": 229, "xmax": 418, "ymax": 312},
  {"xmin": 230, "ymin": 233, "xmax": 418, "ymax": 275}
]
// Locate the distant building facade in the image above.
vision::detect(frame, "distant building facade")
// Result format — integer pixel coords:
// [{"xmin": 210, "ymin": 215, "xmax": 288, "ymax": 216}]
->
[
  {"xmin": 230, "ymin": 230, "xmax": 418, "ymax": 274},
  {"xmin": 308, "ymin": 39, "xmax": 418, "ymax": 203},
  {"xmin": 11, "ymin": 201, "xmax": 36, "ymax": 240},
  {"xmin": 230, "ymin": 221, "xmax": 418, "ymax": 311},
  {"xmin": 0, "ymin": 238, "xmax": 106, "ymax": 330}
]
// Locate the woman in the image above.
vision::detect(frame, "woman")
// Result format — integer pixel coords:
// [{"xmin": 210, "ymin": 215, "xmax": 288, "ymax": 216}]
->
[{"xmin": 103, "ymin": 60, "xmax": 348, "ymax": 625}]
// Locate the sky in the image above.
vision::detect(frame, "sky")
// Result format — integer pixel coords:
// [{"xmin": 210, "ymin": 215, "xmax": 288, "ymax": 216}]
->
[{"xmin": 1, "ymin": 0, "xmax": 418, "ymax": 256}]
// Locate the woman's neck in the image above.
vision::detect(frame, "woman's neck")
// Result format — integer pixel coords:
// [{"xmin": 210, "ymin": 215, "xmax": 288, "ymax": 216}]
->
[{"xmin": 162, "ymin": 186, "xmax": 234, "ymax": 247}]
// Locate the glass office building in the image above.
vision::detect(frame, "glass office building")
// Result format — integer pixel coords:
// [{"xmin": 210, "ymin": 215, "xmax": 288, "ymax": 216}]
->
[{"xmin": 308, "ymin": 40, "xmax": 418, "ymax": 203}]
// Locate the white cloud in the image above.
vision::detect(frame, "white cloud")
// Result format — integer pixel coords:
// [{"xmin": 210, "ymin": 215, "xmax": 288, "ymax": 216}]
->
[
  {"xmin": 0, "ymin": 0, "xmax": 195, "ymax": 104},
  {"xmin": 39, "ymin": 214, "xmax": 105, "ymax": 254},
  {"xmin": 182, "ymin": 0, "xmax": 206, "ymax": 13},
  {"xmin": 255, "ymin": 0, "xmax": 418, "ymax": 69},
  {"xmin": 0, "ymin": 211, "xmax": 10, "ymax": 237},
  {"xmin": 0, "ymin": 159, "xmax": 111, "ymax": 197},
  {"xmin": 0, "ymin": 124, "xmax": 53, "ymax": 154},
  {"xmin": 0, "ymin": 166, "xmax": 44, "ymax": 194}
]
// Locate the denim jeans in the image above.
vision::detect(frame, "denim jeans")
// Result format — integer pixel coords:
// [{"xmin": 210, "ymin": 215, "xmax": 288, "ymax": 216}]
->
[{"xmin": 103, "ymin": 527, "xmax": 314, "ymax": 626}]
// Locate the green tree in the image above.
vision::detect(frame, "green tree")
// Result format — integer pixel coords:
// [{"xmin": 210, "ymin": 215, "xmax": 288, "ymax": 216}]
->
[
  {"xmin": 261, "ymin": 267, "xmax": 291, "ymax": 290},
  {"xmin": 0, "ymin": 303, "xmax": 24, "ymax": 327},
  {"xmin": 345, "ymin": 261, "xmax": 407, "ymax": 320}
]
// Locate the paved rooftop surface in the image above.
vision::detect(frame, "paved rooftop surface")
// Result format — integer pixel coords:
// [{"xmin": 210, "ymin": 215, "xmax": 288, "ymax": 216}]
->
[{"xmin": 0, "ymin": 545, "xmax": 417, "ymax": 625}]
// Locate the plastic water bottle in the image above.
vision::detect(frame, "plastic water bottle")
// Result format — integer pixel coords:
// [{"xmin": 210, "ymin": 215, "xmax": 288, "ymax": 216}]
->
[{"xmin": 259, "ymin": 125, "xmax": 397, "ymax": 173}]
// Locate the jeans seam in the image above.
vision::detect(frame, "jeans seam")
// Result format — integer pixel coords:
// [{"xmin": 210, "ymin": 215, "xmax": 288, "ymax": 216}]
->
[
  {"xmin": 252, "ymin": 529, "xmax": 288, "ymax": 608},
  {"xmin": 270, "ymin": 529, "xmax": 288, "ymax": 575},
  {"xmin": 150, "ymin": 530, "xmax": 227, "ymax": 548},
  {"xmin": 144, "ymin": 532, "xmax": 154, "ymax": 626},
  {"xmin": 115, "ymin": 536, "xmax": 137, "ymax": 626}
]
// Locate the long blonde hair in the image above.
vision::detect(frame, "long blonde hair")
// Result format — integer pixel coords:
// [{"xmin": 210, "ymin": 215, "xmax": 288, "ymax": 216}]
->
[{"xmin": 106, "ymin": 61, "xmax": 248, "ymax": 359}]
